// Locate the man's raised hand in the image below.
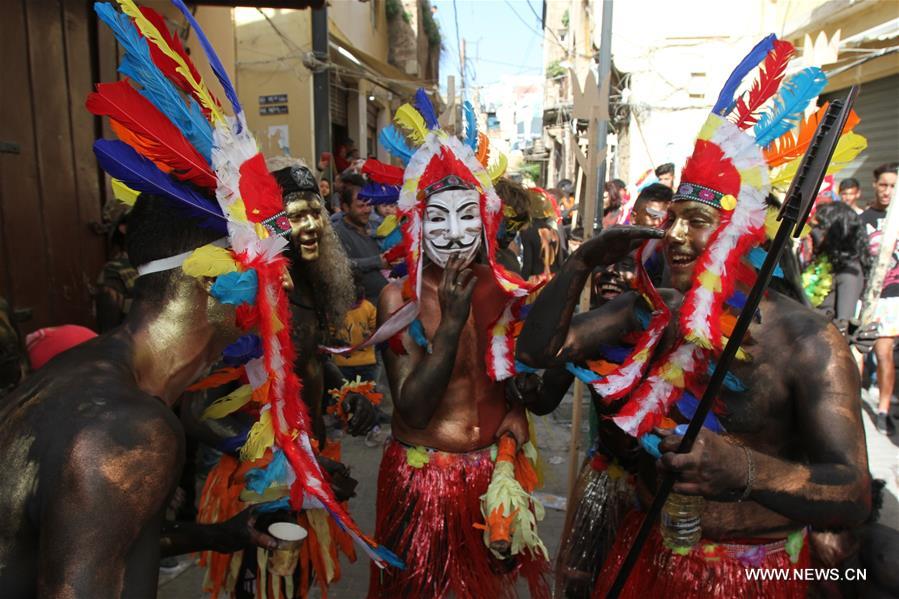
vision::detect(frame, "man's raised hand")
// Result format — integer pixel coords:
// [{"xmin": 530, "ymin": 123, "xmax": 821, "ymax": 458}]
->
[
  {"xmin": 438, "ymin": 254, "xmax": 477, "ymax": 328},
  {"xmin": 575, "ymin": 225, "xmax": 665, "ymax": 268}
]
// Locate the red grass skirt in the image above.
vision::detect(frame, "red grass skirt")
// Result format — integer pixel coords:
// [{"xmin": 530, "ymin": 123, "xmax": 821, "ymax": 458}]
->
[
  {"xmin": 593, "ymin": 510, "xmax": 810, "ymax": 598},
  {"xmin": 368, "ymin": 439, "xmax": 549, "ymax": 599}
]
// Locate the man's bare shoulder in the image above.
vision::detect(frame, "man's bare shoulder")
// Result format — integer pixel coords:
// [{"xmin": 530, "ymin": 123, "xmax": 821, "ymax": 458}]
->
[{"xmin": 378, "ymin": 280, "xmax": 406, "ymax": 318}]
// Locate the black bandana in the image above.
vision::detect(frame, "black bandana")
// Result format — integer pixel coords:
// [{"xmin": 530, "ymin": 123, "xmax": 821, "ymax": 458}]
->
[{"xmin": 272, "ymin": 165, "xmax": 320, "ymax": 198}]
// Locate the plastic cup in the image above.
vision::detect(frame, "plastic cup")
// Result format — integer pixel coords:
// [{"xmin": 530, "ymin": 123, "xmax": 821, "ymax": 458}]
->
[{"xmin": 267, "ymin": 522, "xmax": 307, "ymax": 576}]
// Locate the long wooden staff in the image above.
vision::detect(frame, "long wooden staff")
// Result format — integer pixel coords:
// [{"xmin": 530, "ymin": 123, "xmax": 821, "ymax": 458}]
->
[{"xmin": 606, "ymin": 86, "xmax": 859, "ymax": 598}]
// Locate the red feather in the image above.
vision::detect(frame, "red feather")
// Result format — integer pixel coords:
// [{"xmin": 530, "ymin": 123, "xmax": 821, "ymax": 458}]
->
[
  {"xmin": 731, "ymin": 40, "xmax": 794, "ymax": 130},
  {"xmin": 362, "ymin": 159, "xmax": 404, "ymax": 185},
  {"xmin": 87, "ymin": 81, "xmax": 216, "ymax": 189},
  {"xmin": 137, "ymin": 7, "xmax": 221, "ymax": 117},
  {"xmin": 238, "ymin": 153, "xmax": 284, "ymax": 223}
]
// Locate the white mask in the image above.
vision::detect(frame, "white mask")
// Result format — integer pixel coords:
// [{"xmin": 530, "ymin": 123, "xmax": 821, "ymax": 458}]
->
[{"xmin": 422, "ymin": 188, "xmax": 483, "ymax": 268}]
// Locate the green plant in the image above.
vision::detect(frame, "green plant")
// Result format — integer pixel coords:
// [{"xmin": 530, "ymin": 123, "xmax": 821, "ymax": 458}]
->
[
  {"xmin": 386, "ymin": 0, "xmax": 411, "ymax": 23},
  {"xmin": 386, "ymin": 0, "xmax": 401, "ymax": 19},
  {"xmin": 519, "ymin": 161, "xmax": 542, "ymax": 181},
  {"xmin": 546, "ymin": 59, "xmax": 565, "ymax": 79},
  {"xmin": 420, "ymin": 0, "xmax": 441, "ymax": 47},
  {"xmin": 561, "ymin": 9, "xmax": 569, "ymax": 28}
]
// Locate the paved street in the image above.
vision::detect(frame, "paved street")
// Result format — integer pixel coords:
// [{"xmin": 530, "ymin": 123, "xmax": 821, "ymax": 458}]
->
[{"xmin": 159, "ymin": 389, "xmax": 899, "ymax": 598}]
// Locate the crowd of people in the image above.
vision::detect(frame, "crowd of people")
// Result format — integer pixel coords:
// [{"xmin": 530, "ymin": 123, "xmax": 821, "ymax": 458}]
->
[{"xmin": 0, "ymin": 10, "xmax": 897, "ymax": 599}]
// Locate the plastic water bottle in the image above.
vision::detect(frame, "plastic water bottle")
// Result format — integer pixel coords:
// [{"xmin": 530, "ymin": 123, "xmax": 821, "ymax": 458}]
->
[{"xmin": 660, "ymin": 492, "xmax": 704, "ymax": 548}]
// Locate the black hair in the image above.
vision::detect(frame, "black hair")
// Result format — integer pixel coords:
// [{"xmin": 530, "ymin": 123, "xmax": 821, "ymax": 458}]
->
[
  {"xmin": 813, "ymin": 201, "xmax": 872, "ymax": 274},
  {"xmin": 873, "ymin": 162, "xmax": 898, "ymax": 180},
  {"xmin": 838, "ymin": 177, "xmax": 859, "ymax": 192},
  {"xmin": 339, "ymin": 185, "xmax": 357, "ymax": 209},
  {"xmin": 339, "ymin": 172, "xmax": 365, "ymax": 187},
  {"xmin": 126, "ymin": 194, "xmax": 223, "ymax": 306},
  {"xmin": 655, "ymin": 163, "xmax": 675, "ymax": 177},
  {"xmin": 634, "ymin": 183, "xmax": 672, "ymax": 210}
]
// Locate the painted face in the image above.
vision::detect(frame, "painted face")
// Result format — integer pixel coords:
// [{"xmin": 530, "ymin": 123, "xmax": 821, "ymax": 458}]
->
[
  {"xmin": 285, "ymin": 195, "xmax": 325, "ymax": 261},
  {"xmin": 422, "ymin": 188, "xmax": 483, "ymax": 268},
  {"xmin": 631, "ymin": 200, "xmax": 669, "ymax": 228},
  {"xmin": 662, "ymin": 200, "xmax": 721, "ymax": 292}
]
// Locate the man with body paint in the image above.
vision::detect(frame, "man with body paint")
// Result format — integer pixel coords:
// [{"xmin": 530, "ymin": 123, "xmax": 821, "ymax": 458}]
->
[
  {"xmin": 0, "ymin": 196, "xmax": 285, "ymax": 598},
  {"xmin": 518, "ymin": 36, "xmax": 870, "ymax": 597},
  {"xmin": 361, "ymin": 93, "xmax": 550, "ymax": 598},
  {"xmin": 187, "ymin": 159, "xmax": 379, "ymax": 598}
]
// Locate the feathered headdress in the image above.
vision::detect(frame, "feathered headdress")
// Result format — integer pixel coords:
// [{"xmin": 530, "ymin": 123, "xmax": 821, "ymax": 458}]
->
[
  {"xmin": 576, "ymin": 35, "xmax": 865, "ymax": 437},
  {"xmin": 89, "ymin": 0, "xmax": 399, "ymax": 569},
  {"xmin": 358, "ymin": 91, "xmax": 537, "ymax": 380}
]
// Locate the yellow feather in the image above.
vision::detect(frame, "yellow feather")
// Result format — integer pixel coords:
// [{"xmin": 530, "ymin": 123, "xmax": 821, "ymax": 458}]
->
[
  {"xmin": 770, "ymin": 132, "xmax": 867, "ymax": 189},
  {"xmin": 240, "ymin": 409, "xmax": 274, "ymax": 461},
  {"xmin": 110, "ymin": 178, "xmax": 140, "ymax": 206},
  {"xmin": 202, "ymin": 384, "xmax": 253, "ymax": 419},
  {"xmin": 115, "ymin": 0, "xmax": 225, "ymax": 123},
  {"xmin": 393, "ymin": 104, "xmax": 428, "ymax": 146},
  {"xmin": 182, "ymin": 244, "xmax": 238, "ymax": 278},
  {"xmin": 487, "ymin": 153, "xmax": 508, "ymax": 182}
]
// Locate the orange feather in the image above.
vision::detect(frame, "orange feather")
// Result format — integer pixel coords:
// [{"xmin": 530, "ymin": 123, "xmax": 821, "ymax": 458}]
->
[
  {"xmin": 110, "ymin": 120, "xmax": 172, "ymax": 174},
  {"xmin": 87, "ymin": 80, "xmax": 216, "ymax": 189},
  {"xmin": 476, "ymin": 132, "xmax": 490, "ymax": 167},
  {"xmin": 764, "ymin": 103, "xmax": 860, "ymax": 167}
]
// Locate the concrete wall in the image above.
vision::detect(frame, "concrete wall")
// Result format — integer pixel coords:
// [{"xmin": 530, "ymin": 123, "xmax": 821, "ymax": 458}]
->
[
  {"xmin": 234, "ymin": 8, "xmax": 315, "ymax": 163},
  {"xmin": 611, "ymin": 0, "xmax": 773, "ymax": 183},
  {"xmin": 329, "ymin": 0, "xmax": 389, "ymax": 61}
]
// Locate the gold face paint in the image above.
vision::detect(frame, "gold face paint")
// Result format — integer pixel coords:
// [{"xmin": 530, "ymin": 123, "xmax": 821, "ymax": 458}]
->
[{"xmin": 285, "ymin": 196, "xmax": 324, "ymax": 261}]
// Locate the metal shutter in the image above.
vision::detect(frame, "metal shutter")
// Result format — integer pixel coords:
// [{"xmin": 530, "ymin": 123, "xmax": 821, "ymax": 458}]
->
[
  {"xmin": 329, "ymin": 79, "xmax": 348, "ymax": 127},
  {"xmin": 823, "ymin": 74, "xmax": 899, "ymax": 195}
]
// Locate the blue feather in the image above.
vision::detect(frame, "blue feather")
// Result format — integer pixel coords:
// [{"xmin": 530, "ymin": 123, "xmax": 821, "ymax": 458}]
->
[
  {"xmin": 252, "ymin": 497, "xmax": 291, "ymax": 513},
  {"xmin": 675, "ymin": 391, "xmax": 724, "ymax": 433},
  {"xmin": 358, "ymin": 183, "xmax": 400, "ymax": 205},
  {"xmin": 708, "ymin": 360, "xmax": 748, "ymax": 392},
  {"xmin": 463, "ymin": 101, "xmax": 478, "ymax": 150},
  {"xmin": 378, "ymin": 227, "xmax": 403, "ymax": 253},
  {"xmin": 634, "ymin": 303, "xmax": 652, "ymax": 330},
  {"xmin": 389, "ymin": 262, "xmax": 408, "ymax": 278},
  {"xmin": 413, "ymin": 88, "xmax": 439, "ymax": 129},
  {"xmin": 210, "ymin": 270, "xmax": 259, "ymax": 306},
  {"xmin": 754, "ymin": 67, "xmax": 827, "ymax": 147},
  {"xmin": 726, "ymin": 290, "xmax": 748, "ymax": 310},
  {"xmin": 223, "ymin": 334, "xmax": 263, "ymax": 366},
  {"xmin": 245, "ymin": 449, "xmax": 289, "ymax": 495},
  {"xmin": 514, "ymin": 360, "xmax": 539, "ymax": 374},
  {"xmin": 408, "ymin": 319, "xmax": 430, "ymax": 350},
  {"xmin": 565, "ymin": 362, "xmax": 599, "ymax": 384},
  {"xmin": 711, "ymin": 34, "xmax": 776, "ymax": 116},
  {"xmin": 219, "ymin": 429, "xmax": 249, "ymax": 455},
  {"xmin": 93, "ymin": 139, "xmax": 226, "ymax": 233},
  {"xmin": 171, "ymin": 0, "xmax": 242, "ymax": 121},
  {"xmin": 748, "ymin": 247, "xmax": 783, "ymax": 278},
  {"xmin": 378, "ymin": 126, "xmax": 414, "ymax": 164},
  {"xmin": 597, "ymin": 345, "xmax": 632, "ymax": 364},
  {"xmin": 94, "ymin": 3, "xmax": 212, "ymax": 161}
]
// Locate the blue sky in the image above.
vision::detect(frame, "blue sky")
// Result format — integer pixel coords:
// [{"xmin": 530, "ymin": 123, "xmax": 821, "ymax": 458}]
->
[{"xmin": 430, "ymin": 0, "xmax": 545, "ymax": 97}]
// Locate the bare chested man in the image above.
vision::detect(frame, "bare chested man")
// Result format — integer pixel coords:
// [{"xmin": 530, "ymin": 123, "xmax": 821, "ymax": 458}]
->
[
  {"xmin": 0, "ymin": 196, "xmax": 284, "ymax": 598},
  {"xmin": 364, "ymin": 106, "xmax": 548, "ymax": 597},
  {"xmin": 518, "ymin": 66, "xmax": 871, "ymax": 593}
]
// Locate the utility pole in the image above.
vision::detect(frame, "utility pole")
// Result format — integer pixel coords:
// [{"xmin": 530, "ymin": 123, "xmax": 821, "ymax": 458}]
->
[
  {"xmin": 565, "ymin": 0, "xmax": 614, "ymax": 510},
  {"xmin": 311, "ymin": 5, "xmax": 331, "ymax": 179},
  {"xmin": 460, "ymin": 38, "xmax": 467, "ymax": 101},
  {"xmin": 593, "ymin": 0, "xmax": 614, "ymax": 226}
]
